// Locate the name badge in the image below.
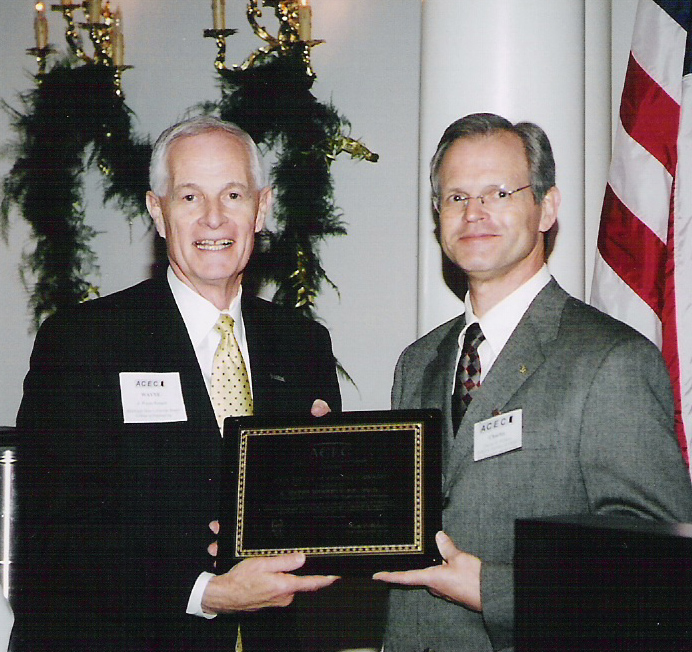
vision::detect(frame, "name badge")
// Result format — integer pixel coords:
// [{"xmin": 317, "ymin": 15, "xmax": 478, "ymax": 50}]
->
[
  {"xmin": 119, "ymin": 372, "xmax": 188, "ymax": 423},
  {"xmin": 473, "ymin": 408, "xmax": 522, "ymax": 461}
]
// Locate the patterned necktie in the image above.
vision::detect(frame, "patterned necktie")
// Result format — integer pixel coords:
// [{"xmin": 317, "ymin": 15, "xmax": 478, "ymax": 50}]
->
[
  {"xmin": 210, "ymin": 315, "xmax": 253, "ymax": 431},
  {"xmin": 451, "ymin": 322, "xmax": 485, "ymax": 434}
]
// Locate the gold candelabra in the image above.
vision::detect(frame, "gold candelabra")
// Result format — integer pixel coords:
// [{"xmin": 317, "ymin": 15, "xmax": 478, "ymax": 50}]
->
[
  {"xmin": 203, "ymin": 27, "xmax": 239, "ymax": 72},
  {"xmin": 28, "ymin": 1, "xmax": 131, "ymax": 94},
  {"xmin": 205, "ymin": 0, "xmax": 322, "ymax": 74}
]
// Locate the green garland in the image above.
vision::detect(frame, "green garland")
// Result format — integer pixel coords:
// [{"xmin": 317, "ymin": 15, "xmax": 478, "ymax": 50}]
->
[
  {"xmin": 2, "ymin": 35, "xmax": 377, "ymax": 328},
  {"xmin": 1, "ymin": 60, "xmax": 151, "ymax": 328},
  {"xmin": 211, "ymin": 47, "xmax": 378, "ymax": 315}
]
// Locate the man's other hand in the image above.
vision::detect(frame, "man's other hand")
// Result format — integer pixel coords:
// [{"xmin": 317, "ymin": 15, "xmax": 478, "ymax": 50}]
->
[
  {"xmin": 201, "ymin": 553, "xmax": 339, "ymax": 614},
  {"xmin": 372, "ymin": 531, "xmax": 482, "ymax": 612},
  {"xmin": 310, "ymin": 399, "xmax": 331, "ymax": 416}
]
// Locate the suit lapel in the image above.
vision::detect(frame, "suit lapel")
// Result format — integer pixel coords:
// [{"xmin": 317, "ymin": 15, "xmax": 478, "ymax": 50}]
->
[
  {"xmin": 422, "ymin": 317, "xmax": 466, "ymax": 477},
  {"xmin": 444, "ymin": 280, "xmax": 568, "ymax": 490},
  {"xmin": 137, "ymin": 278, "xmax": 218, "ymax": 432},
  {"xmin": 242, "ymin": 295, "xmax": 289, "ymax": 413}
]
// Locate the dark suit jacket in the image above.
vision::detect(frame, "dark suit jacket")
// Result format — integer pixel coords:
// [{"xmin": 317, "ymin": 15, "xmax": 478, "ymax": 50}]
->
[
  {"xmin": 383, "ymin": 279, "xmax": 692, "ymax": 652},
  {"xmin": 11, "ymin": 277, "xmax": 341, "ymax": 652}
]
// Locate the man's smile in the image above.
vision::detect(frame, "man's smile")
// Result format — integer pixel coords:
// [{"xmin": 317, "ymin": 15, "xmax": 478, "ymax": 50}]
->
[
  {"xmin": 194, "ymin": 239, "xmax": 235, "ymax": 251},
  {"xmin": 459, "ymin": 231, "xmax": 499, "ymax": 241}
]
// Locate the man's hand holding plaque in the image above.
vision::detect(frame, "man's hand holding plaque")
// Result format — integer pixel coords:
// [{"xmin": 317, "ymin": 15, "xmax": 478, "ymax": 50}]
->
[
  {"xmin": 203, "ymin": 398, "xmax": 338, "ymax": 615},
  {"xmin": 373, "ymin": 531, "xmax": 483, "ymax": 612},
  {"xmin": 202, "ymin": 550, "xmax": 339, "ymax": 614}
]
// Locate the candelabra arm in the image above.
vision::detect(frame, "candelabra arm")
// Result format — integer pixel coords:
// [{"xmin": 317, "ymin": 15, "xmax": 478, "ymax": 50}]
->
[
  {"xmin": 85, "ymin": 23, "xmax": 112, "ymax": 65},
  {"xmin": 204, "ymin": 29, "xmax": 238, "ymax": 71},
  {"xmin": 247, "ymin": 0, "xmax": 280, "ymax": 48},
  {"xmin": 26, "ymin": 47, "xmax": 53, "ymax": 76},
  {"xmin": 215, "ymin": 35, "xmax": 227, "ymax": 71},
  {"xmin": 52, "ymin": 6, "xmax": 90, "ymax": 63},
  {"xmin": 233, "ymin": 2, "xmax": 322, "ymax": 74},
  {"xmin": 112, "ymin": 65, "xmax": 133, "ymax": 97}
]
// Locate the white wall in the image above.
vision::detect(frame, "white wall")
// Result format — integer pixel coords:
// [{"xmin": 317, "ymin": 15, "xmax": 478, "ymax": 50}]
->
[
  {"xmin": 0, "ymin": 0, "xmax": 422, "ymax": 425},
  {"xmin": 0, "ymin": 1, "xmax": 641, "ymax": 427}
]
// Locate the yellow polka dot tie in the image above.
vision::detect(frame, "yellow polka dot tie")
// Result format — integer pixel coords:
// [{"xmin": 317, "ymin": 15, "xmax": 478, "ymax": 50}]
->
[{"xmin": 211, "ymin": 315, "xmax": 253, "ymax": 431}]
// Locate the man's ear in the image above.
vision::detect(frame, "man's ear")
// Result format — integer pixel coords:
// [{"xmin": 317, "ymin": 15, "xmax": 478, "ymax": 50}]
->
[
  {"xmin": 146, "ymin": 191, "xmax": 166, "ymax": 239},
  {"xmin": 255, "ymin": 186, "xmax": 272, "ymax": 233},
  {"xmin": 539, "ymin": 186, "xmax": 560, "ymax": 233}
]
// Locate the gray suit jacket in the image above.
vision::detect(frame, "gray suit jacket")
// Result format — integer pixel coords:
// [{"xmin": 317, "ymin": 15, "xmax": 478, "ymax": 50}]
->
[{"xmin": 383, "ymin": 279, "xmax": 692, "ymax": 652}]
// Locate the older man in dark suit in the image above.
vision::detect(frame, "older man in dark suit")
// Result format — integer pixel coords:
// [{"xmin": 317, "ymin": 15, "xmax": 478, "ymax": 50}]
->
[
  {"xmin": 12, "ymin": 116, "xmax": 341, "ymax": 651},
  {"xmin": 373, "ymin": 113, "xmax": 692, "ymax": 651}
]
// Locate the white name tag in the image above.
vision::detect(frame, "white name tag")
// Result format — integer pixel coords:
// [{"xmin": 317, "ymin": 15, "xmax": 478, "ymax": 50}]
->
[
  {"xmin": 473, "ymin": 408, "xmax": 522, "ymax": 461},
  {"xmin": 119, "ymin": 372, "xmax": 188, "ymax": 423}
]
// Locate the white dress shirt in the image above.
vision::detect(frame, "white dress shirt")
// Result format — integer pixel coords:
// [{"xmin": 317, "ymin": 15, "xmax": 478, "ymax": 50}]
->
[
  {"xmin": 166, "ymin": 268, "xmax": 252, "ymax": 618},
  {"xmin": 167, "ymin": 267, "xmax": 253, "ymax": 394},
  {"xmin": 456, "ymin": 265, "xmax": 552, "ymax": 385}
]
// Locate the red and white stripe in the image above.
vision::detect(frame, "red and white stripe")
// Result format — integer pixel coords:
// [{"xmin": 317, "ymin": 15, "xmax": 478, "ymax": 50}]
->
[{"xmin": 590, "ymin": 0, "xmax": 692, "ymax": 465}]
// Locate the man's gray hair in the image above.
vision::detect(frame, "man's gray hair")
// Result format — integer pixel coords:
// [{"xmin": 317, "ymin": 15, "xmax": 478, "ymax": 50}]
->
[
  {"xmin": 149, "ymin": 115, "xmax": 267, "ymax": 196},
  {"xmin": 430, "ymin": 112, "xmax": 556, "ymax": 208}
]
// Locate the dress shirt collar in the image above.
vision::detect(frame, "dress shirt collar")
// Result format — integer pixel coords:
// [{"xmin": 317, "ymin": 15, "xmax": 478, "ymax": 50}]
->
[
  {"xmin": 166, "ymin": 267, "xmax": 244, "ymax": 348},
  {"xmin": 461, "ymin": 265, "xmax": 551, "ymax": 360}
]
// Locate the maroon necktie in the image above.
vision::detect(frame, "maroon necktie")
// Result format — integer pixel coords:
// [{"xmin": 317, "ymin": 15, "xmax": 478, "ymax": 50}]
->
[{"xmin": 451, "ymin": 322, "xmax": 485, "ymax": 434}]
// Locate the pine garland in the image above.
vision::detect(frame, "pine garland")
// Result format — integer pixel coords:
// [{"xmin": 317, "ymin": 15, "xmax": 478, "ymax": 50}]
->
[
  {"xmin": 2, "ymin": 30, "xmax": 377, "ymax": 328},
  {"xmin": 1, "ymin": 60, "xmax": 151, "ymax": 327},
  {"xmin": 213, "ymin": 46, "xmax": 378, "ymax": 317}
]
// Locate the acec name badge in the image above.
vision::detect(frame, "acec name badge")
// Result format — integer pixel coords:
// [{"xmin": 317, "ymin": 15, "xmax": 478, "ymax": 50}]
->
[
  {"xmin": 473, "ymin": 408, "xmax": 522, "ymax": 461},
  {"xmin": 119, "ymin": 372, "xmax": 188, "ymax": 423}
]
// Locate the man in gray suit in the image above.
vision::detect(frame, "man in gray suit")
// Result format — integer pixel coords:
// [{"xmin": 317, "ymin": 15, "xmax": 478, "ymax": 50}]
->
[{"xmin": 373, "ymin": 113, "xmax": 692, "ymax": 652}]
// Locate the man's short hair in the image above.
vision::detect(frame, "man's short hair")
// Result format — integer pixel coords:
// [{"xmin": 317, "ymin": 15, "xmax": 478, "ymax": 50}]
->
[
  {"xmin": 430, "ymin": 112, "xmax": 556, "ymax": 207},
  {"xmin": 149, "ymin": 115, "xmax": 267, "ymax": 196}
]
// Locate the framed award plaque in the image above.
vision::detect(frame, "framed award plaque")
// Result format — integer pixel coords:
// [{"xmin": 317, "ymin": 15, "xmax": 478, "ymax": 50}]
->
[{"xmin": 217, "ymin": 409, "xmax": 442, "ymax": 576}]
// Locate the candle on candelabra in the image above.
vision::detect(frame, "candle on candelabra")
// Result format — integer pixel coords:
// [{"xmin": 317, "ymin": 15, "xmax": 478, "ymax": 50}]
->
[
  {"xmin": 88, "ymin": 0, "xmax": 102, "ymax": 23},
  {"xmin": 297, "ymin": 0, "xmax": 311, "ymax": 41},
  {"xmin": 111, "ymin": 6, "xmax": 124, "ymax": 66},
  {"xmin": 212, "ymin": 0, "xmax": 225, "ymax": 30},
  {"xmin": 34, "ymin": 2, "xmax": 49, "ymax": 49}
]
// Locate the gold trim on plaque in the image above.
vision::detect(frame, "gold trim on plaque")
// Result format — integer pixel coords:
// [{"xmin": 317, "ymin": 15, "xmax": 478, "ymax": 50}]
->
[{"xmin": 234, "ymin": 422, "xmax": 425, "ymax": 558}]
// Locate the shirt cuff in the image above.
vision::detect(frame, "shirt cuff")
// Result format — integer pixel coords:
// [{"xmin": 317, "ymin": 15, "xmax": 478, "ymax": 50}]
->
[{"xmin": 187, "ymin": 571, "xmax": 217, "ymax": 619}]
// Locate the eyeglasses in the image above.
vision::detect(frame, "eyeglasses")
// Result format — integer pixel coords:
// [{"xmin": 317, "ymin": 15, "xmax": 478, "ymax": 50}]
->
[{"xmin": 438, "ymin": 184, "xmax": 532, "ymax": 212}]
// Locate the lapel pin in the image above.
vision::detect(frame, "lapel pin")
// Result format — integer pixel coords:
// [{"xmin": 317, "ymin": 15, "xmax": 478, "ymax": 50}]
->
[
  {"xmin": 519, "ymin": 364, "xmax": 528, "ymax": 375},
  {"xmin": 492, "ymin": 409, "xmax": 502, "ymax": 417}
]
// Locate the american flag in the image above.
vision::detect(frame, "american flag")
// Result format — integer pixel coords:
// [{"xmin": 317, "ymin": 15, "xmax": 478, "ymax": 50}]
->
[{"xmin": 590, "ymin": 0, "xmax": 692, "ymax": 465}]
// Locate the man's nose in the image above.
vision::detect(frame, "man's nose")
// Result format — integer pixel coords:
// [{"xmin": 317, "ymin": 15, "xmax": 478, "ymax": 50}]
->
[
  {"xmin": 201, "ymin": 199, "xmax": 227, "ymax": 228},
  {"xmin": 463, "ymin": 196, "xmax": 488, "ymax": 222}
]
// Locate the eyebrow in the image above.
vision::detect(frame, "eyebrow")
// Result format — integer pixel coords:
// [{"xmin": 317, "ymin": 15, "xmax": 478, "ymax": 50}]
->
[
  {"xmin": 441, "ymin": 183, "xmax": 516, "ymax": 195},
  {"xmin": 172, "ymin": 181, "xmax": 251, "ymax": 193}
]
